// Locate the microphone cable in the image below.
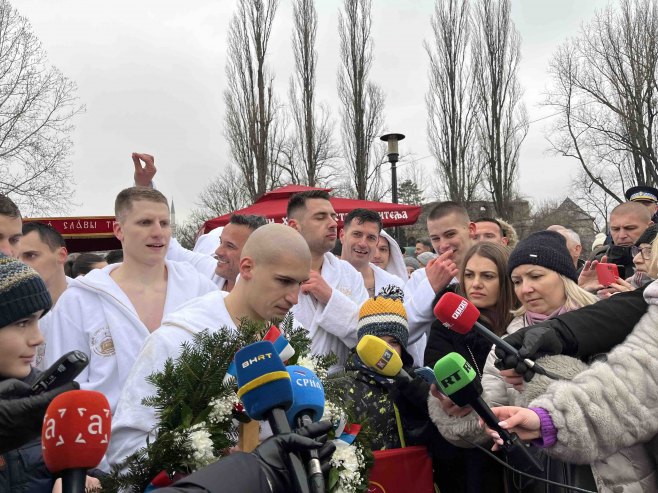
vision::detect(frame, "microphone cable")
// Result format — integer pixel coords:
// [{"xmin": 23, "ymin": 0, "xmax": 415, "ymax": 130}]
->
[{"xmin": 459, "ymin": 435, "xmax": 596, "ymax": 493}]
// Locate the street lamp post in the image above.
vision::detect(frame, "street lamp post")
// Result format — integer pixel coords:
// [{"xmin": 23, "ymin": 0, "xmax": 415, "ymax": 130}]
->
[{"xmin": 380, "ymin": 132, "xmax": 405, "ymax": 242}]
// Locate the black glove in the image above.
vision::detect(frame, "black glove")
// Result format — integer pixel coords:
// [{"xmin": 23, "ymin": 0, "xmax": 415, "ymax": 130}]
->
[
  {"xmin": 390, "ymin": 375, "xmax": 431, "ymax": 419},
  {"xmin": 0, "ymin": 379, "xmax": 79, "ymax": 454},
  {"xmin": 494, "ymin": 325, "xmax": 565, "ymax": 382},
  {"xmin": 253, "ymin": 420, "xmax": 336, "ymax": 493}
]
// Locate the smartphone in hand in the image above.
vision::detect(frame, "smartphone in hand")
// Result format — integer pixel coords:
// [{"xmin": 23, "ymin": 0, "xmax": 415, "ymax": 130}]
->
[{"xmin": 596, "ymin": 262, "xmax": 620, "ymax": 287}]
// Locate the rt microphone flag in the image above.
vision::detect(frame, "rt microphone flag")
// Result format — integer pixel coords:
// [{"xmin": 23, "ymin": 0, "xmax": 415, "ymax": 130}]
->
[{"xmin": 42, "ymin": 390, "xmax": 111, "ymax": 493}]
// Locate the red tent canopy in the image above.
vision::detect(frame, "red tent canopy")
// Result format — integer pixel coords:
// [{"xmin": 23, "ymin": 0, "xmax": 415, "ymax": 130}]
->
[{"xmin": 203, "ymin": 185, "xmax": 421, "ymax": 233}]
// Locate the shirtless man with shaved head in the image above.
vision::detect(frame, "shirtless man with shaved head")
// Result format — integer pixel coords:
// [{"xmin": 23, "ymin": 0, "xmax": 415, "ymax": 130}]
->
[{"xmin": 107, "ymin": 224, "xmax": 312, "ymax": 468}]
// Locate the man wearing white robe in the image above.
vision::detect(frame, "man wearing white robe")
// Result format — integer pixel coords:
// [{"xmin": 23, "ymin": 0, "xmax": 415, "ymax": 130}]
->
[
  {"xmin": 107, "ymin": 224, "xmax": 312, "ymax": 469},
  {"xmin": 287, "ymin": 191, "xmax": 369, "ymax": 364},
  {"xmin": 339, "ymin": 209, "xmax": 406, "ymax": 296},
  {"xmin": 404, "ymin": 202, "xmax": 475, "ymax": 365},
  {"xmin": 44, "ymin": 188, "xmax": 218, "ymax": 412}
]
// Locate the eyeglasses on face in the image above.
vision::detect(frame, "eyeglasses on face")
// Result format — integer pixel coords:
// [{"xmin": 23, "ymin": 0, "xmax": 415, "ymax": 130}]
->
[{"xmin": 631, "ymin": 245, "xmax": 652, "ymax": 260}]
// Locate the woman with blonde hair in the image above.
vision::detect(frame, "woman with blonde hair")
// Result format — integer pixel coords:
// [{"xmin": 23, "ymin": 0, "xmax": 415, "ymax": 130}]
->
[{"xmin": 428, "ymin": 231, "xmax": 599, "ymax": 492}]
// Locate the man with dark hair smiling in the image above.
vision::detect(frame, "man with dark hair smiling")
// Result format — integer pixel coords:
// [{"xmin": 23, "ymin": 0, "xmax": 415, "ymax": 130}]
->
[
  {"xmin": 340, "ymin": 208, "xmax": 405, "ymax": 297},
  {"xmin": 287, "ymin": 190, "xmax": 368, "ymax": 363}
]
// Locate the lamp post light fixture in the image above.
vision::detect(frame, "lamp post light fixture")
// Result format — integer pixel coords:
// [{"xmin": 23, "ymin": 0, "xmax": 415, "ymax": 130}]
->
[{"xmin": 380, "ymin": 133, "xmax": 405, "ymax": 204}]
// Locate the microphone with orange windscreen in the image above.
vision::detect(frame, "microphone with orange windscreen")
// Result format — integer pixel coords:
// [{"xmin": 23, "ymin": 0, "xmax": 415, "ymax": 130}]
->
[{"xmin": 41, "ymin": 390, "xmax": 111, "ymax": 493}]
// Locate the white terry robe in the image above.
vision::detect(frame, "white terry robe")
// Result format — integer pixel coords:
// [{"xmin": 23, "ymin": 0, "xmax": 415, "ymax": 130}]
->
[
  {"xmin": 43, "ymin": 260, "xmax": 218, "ymax": 412},
  {"xmin": 372, "ymin": 263, "xmax": 406, "ymax": 294},
  {"xmin": 292, "ymin": 253, "xmax": 368, "ymax": 364},
  {"xmin": 106, "ymin": 290, "xmax": 238, "ymax": 470},
  {"xmin": 167, "ymin": 237, "xmax": 227, "ymax": 289},
  {"xmin": 403, "ymin": 268, "xmax": 457, "ymax": 366},
  {"xmin": 35, "ymin": 276, "xmax": 74, "ymax": 370},
  {"xmin": 379, "ymin": 230, "xmax": 408, "ymax": 284}
]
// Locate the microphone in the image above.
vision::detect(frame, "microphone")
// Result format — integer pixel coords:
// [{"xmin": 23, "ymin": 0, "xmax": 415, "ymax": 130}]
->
[
  {"xmin": 41, "ymin": 390, "xmax": 111, "ymax": 493},
  {"xmin": 355, "ymin": 334, "xmax": 413, "ymax": 381},
  {"xmin": 434, "ymin": 292, "xmax": 552, "ymax": 377},
  {"xmin": 434, "ymin": 352, "xmax": 544, "ymax": 472},
  {"xmin": 286, "ymin": 365, "xmax": 325, "ymax": 493},
  {"xmin": 234, "ymin": 341, "xmax": 309, "ymax": 493}
]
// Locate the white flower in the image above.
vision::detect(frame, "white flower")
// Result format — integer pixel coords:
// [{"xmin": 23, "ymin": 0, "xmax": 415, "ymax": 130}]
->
[
  {"xmin": 208, "ymin": 392, "xmax": 238, "ymax": 424},
  {"xmin": 296, "ymin": 355, "xmax": 316, "ymax": 372},
  {"xmin": 187, "ymin": 424, "xmax": 215, "ymax": 467},
  {"xmin": 330, "ymin": 441, "xmax": 364, "ymax": 493},
  {"xmin": 322, "ymin": 400, "xmax": 345, "ymax": 425}
]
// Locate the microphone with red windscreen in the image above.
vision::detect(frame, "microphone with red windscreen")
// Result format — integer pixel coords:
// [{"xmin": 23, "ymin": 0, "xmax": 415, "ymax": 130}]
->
[
  {"xmin": 42, "ymin": 390, "xmax": 111, "ymax": 493},
  {"xmin": 433, "ymin": 292, "xmax": 552, "ymax": 377}
]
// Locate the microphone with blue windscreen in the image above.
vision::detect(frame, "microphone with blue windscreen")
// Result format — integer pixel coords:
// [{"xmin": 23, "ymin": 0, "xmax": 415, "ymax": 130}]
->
[
  {"xmin": 286, "ymin": 365, "xmax": 325, "ymax": 493},
  {"xmin": 235, "ymin": 341, "xmax": 309, "ymax": 493}
]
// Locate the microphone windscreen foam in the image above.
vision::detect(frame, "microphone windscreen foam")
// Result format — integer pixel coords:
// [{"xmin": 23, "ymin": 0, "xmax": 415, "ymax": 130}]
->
[
  {"xmin": 433, "ymin": 352, "xmax": 477, "ymax": 396},
  {"xmin": 356, "ymin": 335, "xmax": 403, "ymax": 377},
  {"xmin": 433, "ymin": 292, "xmax": 480, "ymax": 335},
  {"xmin": 41, "ymin": 390, "xmax": 111, "ymax": 473},
  {"xmin": 235, "ymin": 341, "xmax": 293, "ymax": 420},
  {"xmin": 285, "ymin": 365, "xmax": 325, "ymax": 428}
]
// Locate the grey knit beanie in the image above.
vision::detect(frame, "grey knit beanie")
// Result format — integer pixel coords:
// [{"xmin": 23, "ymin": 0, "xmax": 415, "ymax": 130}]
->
[
  {"xmin": 508, "ymin": 231, "xmax": 578, "ymax": 283},
  {"xmin": 0, "ymin": 253, "xmax": 52, "ymax": 328}
]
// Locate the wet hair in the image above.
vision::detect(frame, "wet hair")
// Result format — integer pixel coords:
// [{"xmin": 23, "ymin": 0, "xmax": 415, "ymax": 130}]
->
[
  {"xmin": 457, "ymin": 242, "xmax": 517, "ymax": 336},
  {"xmin": 427, "ymin": 201, "xmax": 470, "ymax": 224},
  {"xmin": 344, "ymin": 208, "xmax": 383, "ymax": 232},
  {"xmin": 72, "ymin": 253, "xmax": 106, "ymax": 277},
  {"xmin": 114, "ymin": 187, "xmax": 169, "ymax": 221},
  {"xmin": 229, "ymin": 214, "xmax": 267, "ymax": 231},
  {"xmin": 22, "ymin": 222, "xmax": 66, "ymax": 251},
  {"xmin": 474, "ymin": 217, "xmax": 505, "ymax": 237},
  {"xmin": 104, "ymin": 249, "xmax": 124, "ymax": 264},
  {"xmin": 0, "ymin": 194, "xmax": 20, "ymax": 219},
  {"xmin": 287, "ymin": 190, "xmax": 331, "ymax": 219}
]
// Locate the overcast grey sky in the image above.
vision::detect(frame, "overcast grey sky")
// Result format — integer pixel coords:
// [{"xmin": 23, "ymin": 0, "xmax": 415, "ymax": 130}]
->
[{"xmin": 18, "ymin": 0, "xmax": 609, "ymax": 221}]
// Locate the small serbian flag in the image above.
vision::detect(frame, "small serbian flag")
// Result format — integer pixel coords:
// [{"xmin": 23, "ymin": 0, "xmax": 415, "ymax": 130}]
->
[
  {"xmin": 225, "ymin": 326, "xmax": 295, "ymax": 382},
  {"xmin": 262, "ymin": 325, "xmax": 295, "ymax": 362},
  {"xmin": 337, "ymin": 423, "xmax": 362, "ymax": 445}
]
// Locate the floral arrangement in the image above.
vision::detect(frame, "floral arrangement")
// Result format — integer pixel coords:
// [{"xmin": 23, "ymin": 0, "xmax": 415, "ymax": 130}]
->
[{"xmin": 103, "ymin": 317, "xmax": 374, "ymax": 493}]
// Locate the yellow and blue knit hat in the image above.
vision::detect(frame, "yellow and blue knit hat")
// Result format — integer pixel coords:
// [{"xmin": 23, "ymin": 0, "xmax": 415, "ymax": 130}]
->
[
  {"xmin": 357, "ymin": 285, "xmax": 409, "ymax": 350},
  {"xmin": 0, "ymin": 253, "xmax": 52, "ymax": 328}
]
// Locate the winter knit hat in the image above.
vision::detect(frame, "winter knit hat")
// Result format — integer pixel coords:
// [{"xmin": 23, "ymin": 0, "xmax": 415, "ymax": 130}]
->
[
  {"xmin": 0, "ymin": 253, "xmax": 52, "ymax": 328},
  {"xmin": 417, "ymin": 251, "xmax": 437, "ymax": 267},
  {"xmin": 404, "ymin": 256, "xmax": 420, "ymax": 271},
  {"xmin": 636, "ymin": 224, "xmax": 658, "ymax": 246},
  {"xmin": 508, "ymin": 231, "xmax": 578, "ymax": 283},
  {"xmin": 357, "ymin": 285, "xmax": 409, "ymax": 350}
]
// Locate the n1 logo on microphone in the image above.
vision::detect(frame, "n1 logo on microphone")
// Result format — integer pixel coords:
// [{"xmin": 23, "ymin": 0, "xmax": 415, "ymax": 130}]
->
[
  {"xmin": 240, "ymin": 352, "xmax": 274, "ymax": 369},
  {"xmin": 375, "ymin": 348, "xmax": 394, "ymax": 371}
]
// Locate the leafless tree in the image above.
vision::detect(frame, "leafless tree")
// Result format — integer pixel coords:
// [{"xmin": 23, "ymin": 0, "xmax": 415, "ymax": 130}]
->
[
  {"xmin": 472, "ymin": 0, "xmax": 528, "ymax": 218},
  {"xmin": 174, "ymin": 164, "xmax": 251, "ymax": 249},
  {"xmin": 0, "ymin": 1, "xmax": 84, "ymax": 215},
  {"xmin": 545, "ymin": 0, "xmax": 658, "ymax": 203},
  {"xmin": 337, "ymin": 0, "xmax": 386, "ymax": 200},
  {"xmin": 425, "ymin": 0, "xmax": 482, "ymax": 204},
  {"xmin": 281, "ymin": 0, "xmax": 338, "ymax": 187},
  {"xmin": 571, "ymin": 168, "xmax": 617, "ymax": 232},
  {"xmin": 224, "ymin": 0, "xmax": 281, "ymax": 201}
]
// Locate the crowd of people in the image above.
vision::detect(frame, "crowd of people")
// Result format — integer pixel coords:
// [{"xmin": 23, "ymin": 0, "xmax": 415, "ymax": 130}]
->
[{"xmin": 1, "ymin": 154, "xmax": 658, "ymax": 492}]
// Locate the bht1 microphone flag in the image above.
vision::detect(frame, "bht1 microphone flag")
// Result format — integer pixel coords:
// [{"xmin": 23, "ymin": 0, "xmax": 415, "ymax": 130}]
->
[
  {"xmin": 235, "ymin": 340, "xmax": 293, "ymax": 421},
  {"xmin": 225, "ymin": 325, "xmax": 295, "ymax": 382}
]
